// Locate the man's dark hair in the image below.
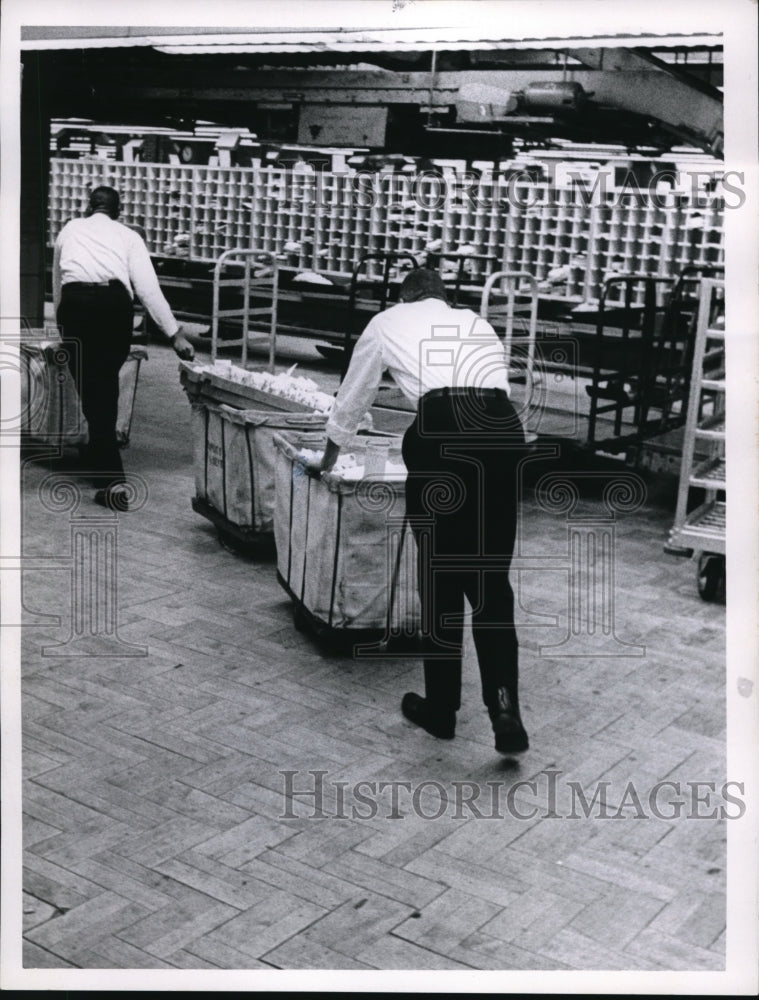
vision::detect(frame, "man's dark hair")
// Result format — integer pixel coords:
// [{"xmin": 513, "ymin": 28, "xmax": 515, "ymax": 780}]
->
[
  {"xmin": 399, "ymin": 268, "xmax": 448, "ymax": 304},
  {"xmin": 86, "ymin": 186, "xmax": 121, "ymax": 219}
]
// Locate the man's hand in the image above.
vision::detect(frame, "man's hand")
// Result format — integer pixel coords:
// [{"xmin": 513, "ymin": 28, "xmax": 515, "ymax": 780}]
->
[
  {"xmin": 172, "ymin": 330, "xmax": 195, "ymax": 361},
  {"xmin": 300, "ymin": 438, "xmax": 340, "ymax": 480},
  {"xmin": 304, "ymin": 461, "xmax": 323, "ymax": 480}
]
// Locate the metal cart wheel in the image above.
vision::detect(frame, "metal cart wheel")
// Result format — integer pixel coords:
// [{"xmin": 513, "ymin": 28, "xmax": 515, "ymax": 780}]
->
[
  {"xmin": 217, "ymin": 528, "xmax": 241, "ymax": 555},
  {"xmin": 216, "ymin": 526, "xmax": 275, "ymax": 561},
  {"xmin": 697, "ymin": 552, "xmax": 725, "ymax": 602}
]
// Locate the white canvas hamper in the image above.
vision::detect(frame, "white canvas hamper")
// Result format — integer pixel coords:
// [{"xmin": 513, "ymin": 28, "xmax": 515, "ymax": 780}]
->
[
  {"xmin": 179, "ymin": 360, "xmax": 322, "ymax": 413},
  {"xmin": 192, "ymin": 403, "xmax": 327, "ymax": 534},
  {"xmin": 19, "ymin": 337, "xmax": 146, "ymax": 447},
  {"xmin": 273, "ymin": 432, "xmax": 421, "ymax": 634}
]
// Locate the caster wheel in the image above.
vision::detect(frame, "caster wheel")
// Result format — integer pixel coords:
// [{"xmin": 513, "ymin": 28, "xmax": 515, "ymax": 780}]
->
[
  {"xmin": 293, "ymin": 607, "xmax": 309, "ymax": 633},
  {"xmin": 697, "ymin": 553, "xmax": 724, "ymax": 602},
  {"xmin": 217, "ymin": 528, "xmax": 241, "ymax": 555}
]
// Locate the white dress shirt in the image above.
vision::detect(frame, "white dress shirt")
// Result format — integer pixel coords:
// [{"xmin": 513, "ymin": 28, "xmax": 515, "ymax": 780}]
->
[
  {"xmin": 325, "ymin": 296, "xmax": 510, "ymax": 447},
  {"xmin": 52, "ymin": 213, "xmax": 179, "ymax": 338}
]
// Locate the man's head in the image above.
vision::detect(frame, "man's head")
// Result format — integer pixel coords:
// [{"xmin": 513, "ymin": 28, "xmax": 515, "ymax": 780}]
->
[
  {"xmin": 86, "ymin": 186, "xmax": 121, "ymax": 219},
  {"xmin": 399, "ymin": 269, "xmax": 448, "ymax": 305}
]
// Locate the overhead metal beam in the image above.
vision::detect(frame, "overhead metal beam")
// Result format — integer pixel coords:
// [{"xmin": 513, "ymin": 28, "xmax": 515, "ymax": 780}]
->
[
  {"xmin": 87, "ymin": 65, "xmax": 721, "ymax": 151},
  {"xmin": 32, "ymin": 47, "xmax": 724, "ymax": 154},
  {"xmin": 567, "ymin": 47, "xmax": 722, "ymax": 153}
]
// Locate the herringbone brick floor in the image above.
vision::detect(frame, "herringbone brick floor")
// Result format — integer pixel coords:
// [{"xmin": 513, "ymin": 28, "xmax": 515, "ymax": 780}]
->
[{"xmin": 17, "ymin": 338, "xmax": 727, "ymax": 972}]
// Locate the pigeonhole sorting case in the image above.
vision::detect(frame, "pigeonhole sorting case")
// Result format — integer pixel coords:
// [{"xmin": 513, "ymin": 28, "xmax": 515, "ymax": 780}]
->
[
  {"xmin": 191, "ymin": 402, "xmax": 327, "ymax": 535},
  {"xmin": 272, "ymin": 431, "xmax": 420, "ymax": 639}
]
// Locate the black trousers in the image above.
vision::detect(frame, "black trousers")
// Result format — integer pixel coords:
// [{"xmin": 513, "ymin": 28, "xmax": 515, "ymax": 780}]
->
[
  {"xmin": 57, "ymin": 281, "xmax": 133, "ymax": 490},
  {"xmin": 402, "ymin": 389, "xmax": 525, "ymax": 717}
]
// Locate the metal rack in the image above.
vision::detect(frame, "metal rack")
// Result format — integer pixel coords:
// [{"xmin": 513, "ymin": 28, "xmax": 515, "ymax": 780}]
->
[
  {"xmin": 340, "ymin": 251, "xmax": 418, "ymax": 375},
  {"xmin": 210, "ymin": 249, "xmax": 279, "ymax": 371},
  {"xmin": 480, "ymin": 270, "xmax": 540, "ymax": 443},
  {"xmin": 480, "ymin": 270, "xmax": 539, "ymax": 375},
  {"xmin": 428, "ymin": 250, "xmax": 499, "ymax": 305},
  {"xmin": 584, "ymin": 265, "xmax": 724, "ymax": 456},
  {"xmin": 665, "ymin": 277, "xmax": 726, "ymax": 600}
]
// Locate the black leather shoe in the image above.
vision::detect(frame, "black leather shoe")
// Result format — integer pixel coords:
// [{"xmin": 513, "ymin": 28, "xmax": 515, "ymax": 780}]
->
[
  {"xmin": 401, "ymin": 692, "xmax": 455, "ymax": 740},
  {"xmin": 490, "ymin": 688, "xmax": 529, "ymax": 753},
  {"xmin": 493, "ymin": 713, "xmax": 529, "ymax": 753},
  {"xmin": 94, "ymin": 487, "xmax": 130, "ymax": 512}
]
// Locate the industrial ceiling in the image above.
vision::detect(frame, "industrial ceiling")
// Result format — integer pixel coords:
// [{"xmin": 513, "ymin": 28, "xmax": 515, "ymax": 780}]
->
[{"xmin": 20, "ymin": 25, "xmax": 723, "ymax": 156}]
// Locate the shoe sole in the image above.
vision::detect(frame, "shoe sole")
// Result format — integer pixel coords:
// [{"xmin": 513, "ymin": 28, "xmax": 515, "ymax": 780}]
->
[
  {"xmin": 402, "ymin": 712, "xmax": 455, "ymax": 740},
  {"xmin": 401, "ymin": 694, "xmax": 455, "ymax": 740},
  {"xmin": 495, "ymin": 733, "xmax": 529, "ymax": 754},
  {"xmin": 493, "ymin": 717, "xmax": 529, "ymax": 754}
]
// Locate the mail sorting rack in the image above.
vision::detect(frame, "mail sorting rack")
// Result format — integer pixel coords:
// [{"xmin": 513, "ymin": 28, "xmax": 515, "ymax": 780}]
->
[
  {"xmin": 159, "ymin": 164, "xmax": 195, "ymax": 256},
  {"xmin": 499, "ymin": 180, "xmax": 725, "ymax": 309},
  {"xmin": 250, "ymin": 170, "xmax": 320, "ymax": 271},
  {"xmin": 47, "ymin": 158, "xmax": 726, "ymax": 307},
  {"xmin": 666, "ymin": 277, "xmax": 726, "ymax": 601},
  {"xmin": 319, "ymin": 172, "xmax": 361, "ymax": 275},
  {"xmin": 48, "ymin": 158, "xmax": 111, "ymax": 234},
  {"xmin": 503, "ymin": 180, "xmax": 593, "ymax": 302},
  {"xmin": 192, "ymin": 166, "xmax": 254, "ymax": 261},
  {"xmin": 210, "ymin": 250, "xmax": 280, "ymax": 371},
  {"xmin": 350, "ymin": 173, "xmax": 482, "ymax": 281},
  {"xmin": 366, "ymin": 174, "xmax": 514, "ymax": 295},
  {"xmin": 662, "ymin": 199, "xmax": 725, "ymax": 278},
  {"xmin": 438, "ymin": 175, "xmax": 505, "ymax": 286},
  {"xmin": 45, "ymin": 161, "xmax": 511, "ymax": 284},
  {"xmin": 143, "ymin": 163, "xmax": 198, "ymax": 256},
  {"xmin": 591, "ymin": 195, "xmax": 726, "ymax": 310},
  {"xmin": 283, "ymin": 172, "xmax": 320, "ymax": 271},
  {"xmin": 586, "ymin": 197, "xmax": 667, "ymax": 308}
]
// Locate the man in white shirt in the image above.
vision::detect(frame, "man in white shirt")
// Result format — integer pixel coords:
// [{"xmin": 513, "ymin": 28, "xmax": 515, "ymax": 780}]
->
[
  {"xmin": 53, "ymin": 186, "xmax": 194, "ymax": 511},
  {"xmin": 314, "ymin": 269, "xmax": 528, "ymax": 754}
]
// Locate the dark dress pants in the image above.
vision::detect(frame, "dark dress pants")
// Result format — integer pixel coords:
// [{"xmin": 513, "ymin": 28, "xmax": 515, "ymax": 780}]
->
[
  {"xmin": 402, "ymin": 389, "xmax": 525, "ymax": 718},
  {"xmin": 57, "ymin": 280, "xmax": 134, "ymax": 490}
]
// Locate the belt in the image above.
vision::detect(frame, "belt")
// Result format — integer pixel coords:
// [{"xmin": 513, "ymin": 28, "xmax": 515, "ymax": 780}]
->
[
  {"xmin": 422, "ymin": 386, "xmax": 508, "ymax": 402},
  {"xmin": 64, "ymin": 279, "xmax": 118, "ymax": 288}
]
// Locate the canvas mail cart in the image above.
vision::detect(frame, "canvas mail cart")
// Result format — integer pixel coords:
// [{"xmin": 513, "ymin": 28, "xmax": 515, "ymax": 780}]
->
[
  {"xmin": 20, "ymin": 331, "xmax": 146, "ymax": 449},
  {"xmin": 190, "ymin": 402, "xmax": 327, "ymax": 548},
  {"xmin": 180, "ymin": 359, "xmax": 330, "ymax": 549},
  {"xmin": 273, "ymin": 431, "xmax": 421, "ymax": 653}
]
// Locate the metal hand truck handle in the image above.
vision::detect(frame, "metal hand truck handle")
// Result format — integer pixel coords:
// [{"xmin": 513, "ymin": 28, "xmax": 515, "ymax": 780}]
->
[{"xmin": 340, "ymin": 252, "xmax": 418, "ymax": 379}]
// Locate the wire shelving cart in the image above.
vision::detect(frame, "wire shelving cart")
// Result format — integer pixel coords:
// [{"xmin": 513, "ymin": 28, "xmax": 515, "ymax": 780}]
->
[{"xmin": 665, "ymin": 277, "xmax": 726, "ymax": 600}]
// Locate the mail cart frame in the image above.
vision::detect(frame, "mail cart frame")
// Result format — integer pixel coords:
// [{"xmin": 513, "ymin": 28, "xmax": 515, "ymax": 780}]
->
[{"xmin": 665, "ymin": 276, "xmax": 726, "ymax": 601}]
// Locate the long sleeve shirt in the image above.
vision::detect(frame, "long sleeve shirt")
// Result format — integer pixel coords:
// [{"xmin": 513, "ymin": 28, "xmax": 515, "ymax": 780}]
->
[
  {"xmin": 325, "ymin": 296, "xmax": 510, "ymax": 447},
  {"xmin": 52, "ymin": 212, "xmax": 179, "ymax": 338}
]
